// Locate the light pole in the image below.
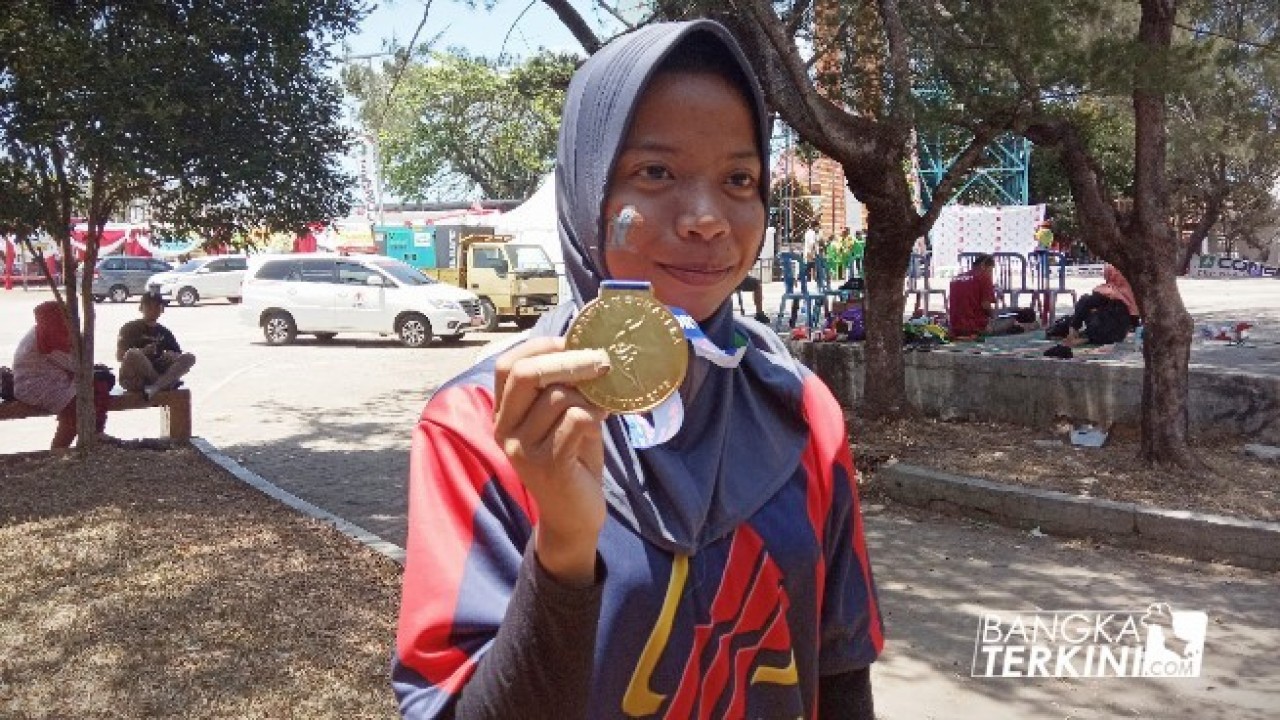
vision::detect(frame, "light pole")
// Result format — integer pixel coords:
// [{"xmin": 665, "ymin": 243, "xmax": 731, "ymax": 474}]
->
[{"xmin": 343, "ymin": 51, "xmax": 396, "ymax": 226}]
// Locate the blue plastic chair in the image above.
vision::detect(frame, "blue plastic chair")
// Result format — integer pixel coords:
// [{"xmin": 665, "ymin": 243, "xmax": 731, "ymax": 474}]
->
[
  {"xmin": 905, "ymin": 252, "xmax": 947, "ymax": 312},
  {"xmin": 956, "ymin": 252, "xmax": 1031, "ymax": 307},
  {"xmin": 1028, "ymin": 250, "xmax": 1078, "ymax": 323},
  {"xmin": 991, "ymin": 252, "xmax": 1034, "ymax": 307},
  {"xmin": 775, "ymin": 251, "xmax": 827, "ymax": 329}
]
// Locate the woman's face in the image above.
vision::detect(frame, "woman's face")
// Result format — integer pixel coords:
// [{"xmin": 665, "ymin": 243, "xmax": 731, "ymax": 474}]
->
[{"xmin": 603, "ymin": 71, "xmax": 765, "ymax": 322}]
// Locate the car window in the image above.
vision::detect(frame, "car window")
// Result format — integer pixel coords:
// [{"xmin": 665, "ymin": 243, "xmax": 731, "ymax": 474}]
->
[
  {"xmin": 102, "ymin": 258, "xmax": 124, "ymax": 271},
  {"xmin": 298, "ymin": 259, "xmax": 336, "ymax": 283},
  {"xmin": 472, "ymin": 246, "xmax": 505, "ymax": 270},
  {"xmin": 337, "ymin": 261, "xmax": 381, "ymax": 285},
  {"xmin": 255, "ymin": 261, "xmax": 295, "ymax": 281},
  {"xmin": 371, "ymin": 259, "xmax": 435, "ymax": 286},
  {"xmin": 149, "ymin": 260, "xmax": 171, "ymax": 272},
  {"xmin": 124, "ymin": 258, "xmax": 149, "ymax": 271},
  {"xmin": 507, "ymin": 245, "xmax": 554, "ymax": 271},
  {"xmin": 226, "ymin": 258, "xmax": 248, "ymax": 271},
  {"xmin": 205, "ymin": 259, "xmax": 227, "ymax": 272},
  {"xmin": 176, "ymin": 260, "xmax": 203, "ymax": 272}
]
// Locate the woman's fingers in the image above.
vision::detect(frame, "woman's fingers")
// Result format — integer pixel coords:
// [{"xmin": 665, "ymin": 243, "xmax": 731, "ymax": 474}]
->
[
  {"xmin": 502, "ymin": 386, "xmax": 608, "ymax": 462},
  {"xmin": 494, "ymin": 336, "xmax": 565, "ymax": 406},
  {"xmin": 494, "ymin": 347, "xmax": 611, "ymax": 437}
]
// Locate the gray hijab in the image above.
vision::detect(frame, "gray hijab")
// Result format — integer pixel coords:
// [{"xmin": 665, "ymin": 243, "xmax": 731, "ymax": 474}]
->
[{"xmin": 538, "ymin": 19, "xmax": 810, "ymax": 555}]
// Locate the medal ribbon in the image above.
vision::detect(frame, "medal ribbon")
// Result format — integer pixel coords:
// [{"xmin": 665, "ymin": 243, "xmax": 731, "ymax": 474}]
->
[
  {"xmin": 594, "ymin": 283, "xmax": 748, "ymax": 448},
  {"xmin": 669, "ymin": 307, "xmax": 748, "ymax": 369}
]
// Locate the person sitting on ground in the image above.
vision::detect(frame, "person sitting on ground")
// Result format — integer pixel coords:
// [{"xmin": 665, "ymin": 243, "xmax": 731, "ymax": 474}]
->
[
  {"xmin": 947, "ymin": 254, "xmax": 998, "ymax": 339},
  {"xmin": 947, "ymin": 254, "xmax": 1038, "ymax": 339},
  {"xmin": 1057, "ymin": 264, "xmax": 1140, "ymax": 347},
  {"xmin": 12, "ymin": 301, "xmax": 110, "ymax": 449},
  {"xmin": 117, "ymin": 293, "xmax": 196, "ymax": 398}
]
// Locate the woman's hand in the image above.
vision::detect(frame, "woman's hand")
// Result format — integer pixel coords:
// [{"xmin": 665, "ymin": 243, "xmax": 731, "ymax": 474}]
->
[{"xmin": 494, "ymin": 337, "xmax": 611, "ymax": 587}]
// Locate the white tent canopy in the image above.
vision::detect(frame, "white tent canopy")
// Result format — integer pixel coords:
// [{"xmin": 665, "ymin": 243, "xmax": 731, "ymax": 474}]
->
[
  {"xmin": 494, "ymin": 172, "xmax": 560, "ymax": 264},
  {"xmin": 493, "ymin": 172, "xmax": 571, "ymax": 300}
]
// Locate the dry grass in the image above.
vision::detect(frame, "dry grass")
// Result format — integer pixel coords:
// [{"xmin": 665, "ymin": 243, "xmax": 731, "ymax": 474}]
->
[
  {"xmin": 850, "ymin": 416, "xmax": 1279, "ymax": 523},
  {"xmin": 0, "ymin": 445, "xmax": 401, "ymax": 720}
]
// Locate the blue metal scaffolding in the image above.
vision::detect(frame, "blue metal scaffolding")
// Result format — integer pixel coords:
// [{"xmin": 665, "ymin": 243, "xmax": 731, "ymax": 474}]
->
[{"xmin": 916, "ymin": 132, "xmax": 1031, "ymax": 208}]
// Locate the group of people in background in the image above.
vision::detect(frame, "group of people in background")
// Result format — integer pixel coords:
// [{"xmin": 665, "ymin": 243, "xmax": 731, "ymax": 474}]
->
[
  {"xmin": 7, "ymin": 292, "xmax": 195, "ymax": 449},
  {"xmin": 800, "ymin": 225, "xmax": 866, "ymax": 282},
  {"xmin": 947, "ymin": 252, "xmax": 1142, "ymax": 352}
]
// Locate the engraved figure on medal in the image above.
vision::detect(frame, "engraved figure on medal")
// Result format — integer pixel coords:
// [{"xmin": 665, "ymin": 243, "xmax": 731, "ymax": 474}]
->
[{"xmin": 566, "ymin": 285, "xmax": 688, "ymax": 413}]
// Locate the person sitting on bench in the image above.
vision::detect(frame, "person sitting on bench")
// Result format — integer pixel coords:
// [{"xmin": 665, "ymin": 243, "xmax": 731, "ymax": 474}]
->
[
  {"xmin": 117, "ymin": 293, "xmax": 196, "ymax": 399},
  {"xmin": 12, "ymin": 301, "xmax": 111, "ymax": 449},
  {"xmin": 947, "ymin": 254, "xmax": 1037, "ymax": 339}
]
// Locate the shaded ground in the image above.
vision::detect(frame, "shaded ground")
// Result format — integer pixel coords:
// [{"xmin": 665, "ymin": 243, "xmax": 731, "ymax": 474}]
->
[
  {"xmin": 850, "ymin": 416, "xmax": 1279, "ymax": 523},
  {"xmin": 0, "ymin": 445, "xmax": 400, "ymax": 720}
]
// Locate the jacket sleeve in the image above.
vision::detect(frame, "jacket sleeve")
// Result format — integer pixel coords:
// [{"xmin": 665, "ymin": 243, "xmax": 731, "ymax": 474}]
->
[
  {"xmin": 801, "ymin": 376, "xmax": 884, "ymax": 676},
  {"xmin": 392, "ymin": 384, "xmax": 603, "ymax": 720}
]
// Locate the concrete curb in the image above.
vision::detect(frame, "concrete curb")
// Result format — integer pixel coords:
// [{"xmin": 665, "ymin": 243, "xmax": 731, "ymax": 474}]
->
[
  {"xmin": 191, "ymin": 437, "xmax": 405, "ymax": 566},
  {"xmin": 876, "ymin": 462, "xmax": 1280, "ymax": 572}
]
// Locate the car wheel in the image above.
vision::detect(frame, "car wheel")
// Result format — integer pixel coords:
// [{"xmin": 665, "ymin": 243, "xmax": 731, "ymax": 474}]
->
[
  {"xmin": 228, "ymin": 297, "xmax": 242, "ymax": 304},
  {"xmin": 176, "ymin": 287, "xmax": 199, "ymax": 306},
  {"xmin": 314, "ymin": 332, "xmax": 337, "ymax": 342},
  {"xmin": 515, "ymin": 316, "xmax": 539, "ymax": 330},
  {"xmin": 397, "ymin": 313, "xmax": 433, "ymax": 348},
  {"xmin": 92, "ymin": 295, "xmax": 105, "ymax": 303},
  {"xmin": 109, "ymin": 285, "xmax": 129, "ymax": 303},
  {"xmin": 479, "ymin": 298, "xmax": 500, "ymax": 331},
  {"xmin": 263, "ymin": 312, "xmax": 297, "ymax": 346}
]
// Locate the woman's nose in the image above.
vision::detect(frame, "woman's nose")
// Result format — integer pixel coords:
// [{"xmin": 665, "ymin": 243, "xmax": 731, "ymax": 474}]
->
[{"xmin": 675, "ymin": 187, "xmax": 731, "ymax": 241}]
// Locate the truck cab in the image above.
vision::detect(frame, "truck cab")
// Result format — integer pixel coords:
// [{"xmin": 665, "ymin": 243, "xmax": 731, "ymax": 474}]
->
[{"xmin": 454, "ymin": 236, "xmax": 558, "ymax": 330}]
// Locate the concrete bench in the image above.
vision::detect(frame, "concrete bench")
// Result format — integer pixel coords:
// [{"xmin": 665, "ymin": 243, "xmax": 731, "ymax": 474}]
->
[{"xmin": 0, "ymin": 389, "xmax": 192, "ymax": 440}]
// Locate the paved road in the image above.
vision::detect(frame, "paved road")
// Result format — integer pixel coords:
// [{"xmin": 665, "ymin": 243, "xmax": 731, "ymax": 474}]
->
[{"xmin": 2, "ymin": 282, "xmax": 1277, "ymax": 719}]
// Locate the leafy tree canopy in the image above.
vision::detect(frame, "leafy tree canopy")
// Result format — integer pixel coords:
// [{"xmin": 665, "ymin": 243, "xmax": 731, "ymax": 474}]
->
[
  {"xmin": 343, "ymin": 49, "xmax": 579, "ymax": 201},
  {"xmin": 0, "ymin": 0, "xmax": 360, "ymax": 244}
]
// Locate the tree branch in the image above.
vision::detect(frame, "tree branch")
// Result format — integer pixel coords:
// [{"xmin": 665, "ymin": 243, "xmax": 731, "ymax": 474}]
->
[
  {"xmin": 876, "ymin": 0, "xmax": 914, "ymax": 132},
  {"xmin": 539, "ymin": 0, "xmax": 601, "ymax": 54},
  {"xmin": 918, "ymin": 125, "xmax": 999, "ymax": 232}
]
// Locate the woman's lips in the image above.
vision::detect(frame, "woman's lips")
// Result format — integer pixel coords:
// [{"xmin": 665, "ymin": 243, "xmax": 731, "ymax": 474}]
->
[{"xmin": 658, "ymin": 263, "xmax": 734, "ymax": 286}]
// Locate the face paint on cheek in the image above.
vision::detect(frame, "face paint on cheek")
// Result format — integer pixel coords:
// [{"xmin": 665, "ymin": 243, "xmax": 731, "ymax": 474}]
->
[{"xmin": 607, "ymin": 206, "xmax": 644, "ymax": 254}]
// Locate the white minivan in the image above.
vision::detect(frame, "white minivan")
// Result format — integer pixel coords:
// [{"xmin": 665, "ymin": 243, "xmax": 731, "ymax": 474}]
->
[
  {"xmin": 240, "ymin": 254, "xmax": 484, "ymax": 347},
  {"xmin": 147, "ymin": 255, "xmax": 250, "ymax": 306}
]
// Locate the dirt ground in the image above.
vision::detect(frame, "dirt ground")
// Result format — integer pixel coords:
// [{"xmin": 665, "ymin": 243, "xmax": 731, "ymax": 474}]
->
[
  {"xmin": 0, "ymin": 444, "xmax": 401, "ymax": 720},
  {"xmin": 849, "ymin": 415, "xmax": 1279, "ymax": 523},
  {"xmin": 0, "ymin": 420, "xmax": 1274, "ymax": 717}
]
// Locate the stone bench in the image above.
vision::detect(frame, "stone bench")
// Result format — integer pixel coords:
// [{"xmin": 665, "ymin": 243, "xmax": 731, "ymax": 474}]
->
[{"xmin": 0, "ymin": 389, "xmax": 192, "ymax": 440}]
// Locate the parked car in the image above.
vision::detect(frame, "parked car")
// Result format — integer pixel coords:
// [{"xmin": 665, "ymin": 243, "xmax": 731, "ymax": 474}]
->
[
  {"xmin": 240, "ymin": 254, "xmax": 484, "ymax": 347},
  {"xmin": 90, "ymin": 256, "xmax": 174, "ymax": 303},
  {"xmin": 147, "ymin": 255, "xmax": 249, "ymax": 306}
]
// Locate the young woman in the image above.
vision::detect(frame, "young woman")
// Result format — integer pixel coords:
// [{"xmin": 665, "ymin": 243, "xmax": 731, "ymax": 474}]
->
[{"xmin": 393, "ymin": 21, "xmax": 883, "ymax": 719}]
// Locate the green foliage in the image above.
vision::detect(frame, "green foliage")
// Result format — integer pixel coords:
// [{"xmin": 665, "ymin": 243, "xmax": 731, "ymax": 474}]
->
[
  {"xmin": 0, "ymin": 0, "xmax": 360, "ymax": 244},
  {"xmin": 343, "ymin": 49, "xmax": 579, "ymax": 200}
]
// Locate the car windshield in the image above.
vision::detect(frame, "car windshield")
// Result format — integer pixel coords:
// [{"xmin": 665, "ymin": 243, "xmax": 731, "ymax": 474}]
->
[
  {"xmin": 505, "ymin": 244, "xmax": 553, "ymax": 271},
  {"xmin": 175, "ymin": 260, "xmax": 205, "ymax": 273},
  {"xmin": 372, "ymin": 259, "xmax": 435, "ymax": 286}
]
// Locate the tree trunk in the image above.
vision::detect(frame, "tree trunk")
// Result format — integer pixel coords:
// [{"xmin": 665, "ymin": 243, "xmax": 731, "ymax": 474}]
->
[
  {"xmin": 859, "ymin": 196, "xmax": 916, "ymax": 419},
  {"xmin": 1129, "ymin": 264, "xmax": 1196, "ymax": 467}
]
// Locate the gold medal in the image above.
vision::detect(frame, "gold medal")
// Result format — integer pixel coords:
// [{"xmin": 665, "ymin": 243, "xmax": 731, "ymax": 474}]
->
[{"xmin": 565, "ymin": 281, "xmax": 688, "ymax": 413}]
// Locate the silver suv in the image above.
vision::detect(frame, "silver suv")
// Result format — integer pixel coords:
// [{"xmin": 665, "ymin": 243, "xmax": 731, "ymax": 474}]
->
[{"xmin": 91, "ymin": 256, "xmax": 174, "ymax": 303}]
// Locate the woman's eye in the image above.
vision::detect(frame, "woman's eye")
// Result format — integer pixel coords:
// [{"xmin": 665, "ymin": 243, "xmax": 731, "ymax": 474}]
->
[
  {"xmin": 638, "ymin": 164, "xmax": 672, "ymax": 181},
  {"xmin": 728, "ymin": 171, "xmax": 757, "ymax": 189}
]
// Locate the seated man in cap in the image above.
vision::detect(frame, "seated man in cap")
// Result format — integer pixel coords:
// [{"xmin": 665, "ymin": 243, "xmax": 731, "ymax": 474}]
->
[{"xmin": 117, "ymin": 293, "xmax": 196, "ymax": 399}]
